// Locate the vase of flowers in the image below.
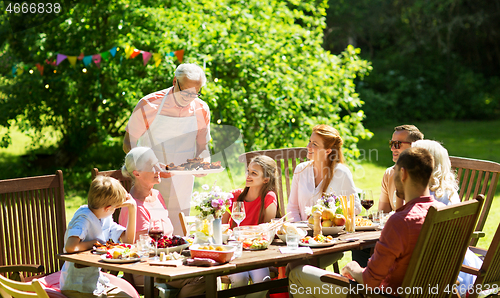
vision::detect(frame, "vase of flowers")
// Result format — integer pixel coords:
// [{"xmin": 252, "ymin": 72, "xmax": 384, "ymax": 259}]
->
[{"xmin": 192, "ymin": 184, "xmax": 233, "ymax": 244}]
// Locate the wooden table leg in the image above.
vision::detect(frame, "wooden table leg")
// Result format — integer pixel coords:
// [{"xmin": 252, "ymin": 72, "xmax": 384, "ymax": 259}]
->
[
  {"xmin": 206, "ymin": 273, "xmax": 218, "ymax": 297},
  {"xmin": 144, "ymin": 276, "xmax": 154, "ymax": 298}
]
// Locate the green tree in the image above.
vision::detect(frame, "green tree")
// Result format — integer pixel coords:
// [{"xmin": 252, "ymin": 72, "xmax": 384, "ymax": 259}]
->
[{"xmin": 0, "ymin": 0, "xmax": 372, "ymax": 174}]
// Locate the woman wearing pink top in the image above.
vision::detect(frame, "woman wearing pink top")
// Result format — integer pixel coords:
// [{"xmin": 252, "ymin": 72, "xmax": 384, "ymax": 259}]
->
[{"xmin": 120, "ymin": 147, "xmax": 205, "ymax": 297}]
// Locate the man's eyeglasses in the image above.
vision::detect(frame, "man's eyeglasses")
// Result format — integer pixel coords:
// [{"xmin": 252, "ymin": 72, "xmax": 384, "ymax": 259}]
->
[
  {"xmin": 389, "ymin": 140, "xmax": 412, "ymax": 149},
  {"xmin": 177, "ymin": 81, "xmax": 201, "ymax": 99}
]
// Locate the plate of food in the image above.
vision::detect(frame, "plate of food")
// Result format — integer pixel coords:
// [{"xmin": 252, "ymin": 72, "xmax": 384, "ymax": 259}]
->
[
  {"xmin": 355, "ymin": 216, "xmax": 379, "ymax": 230},
  {"xmin": 93, "ymin": 241, "xmax": 133, "ymax": 254},
  {"xmin": 299, "ymin": 235, "xmax": 337, "ymax": 247},
  {"xmin": 100, "ymin": 254, "xmax": 140, "ymax": 264},
  {"xmin": 155, "ymin": 235, "xmax": 191, "ymax": 254},
  {"xmin": 100, "ymin": 246, "xmax": 140, "ymax": 263},
  {"xmin": 165, "ymin": 159, "xmax": 224, "ymax": 175}
]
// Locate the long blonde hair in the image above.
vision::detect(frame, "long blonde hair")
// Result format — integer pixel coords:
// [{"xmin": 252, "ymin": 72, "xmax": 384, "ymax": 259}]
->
[
  {"xmin": 312, "ymin": 125, "xmax": 345, "ymax": 195},
  {"xmin": 412, "ymin": 140, "xmax": 458, "ymax": 200},
  {"xmin": 233, "ymin": 155, "xmax": 280, "ymax": 227}
]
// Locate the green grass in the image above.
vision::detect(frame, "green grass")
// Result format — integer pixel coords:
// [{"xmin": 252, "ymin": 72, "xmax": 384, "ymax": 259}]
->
[{"xmin": 1, "ymin": 119, "xmax": 500, "ymax": 269}]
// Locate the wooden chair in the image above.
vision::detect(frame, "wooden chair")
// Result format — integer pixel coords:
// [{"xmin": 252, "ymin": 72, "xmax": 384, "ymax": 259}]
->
[
  {"xmin": 450, "ymin": 156, "xmax": 500, "ymax": 246},
  {"xmin": 238, "ymin": 147, "xmax": 308, "ymax": 215},
  {"xmin": 0, "ymin": 171, "xmax": 66, "ymax": 281},
  {"xmin": 320, "ymin": 196, "xmax": 484, "ymax": 298},
  {"xmin": 460, "ymin": 222, "xmax": 500, "ymax": 298},
  {"xmin": 0, "ymin": 274, "xmax": 49, "ymax": 298}
]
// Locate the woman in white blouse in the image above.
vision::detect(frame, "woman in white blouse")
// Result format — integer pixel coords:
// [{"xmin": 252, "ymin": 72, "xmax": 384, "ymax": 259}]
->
[{"xmin": 287, "ymin": 124, "xmax": 361, "ymax": 222}]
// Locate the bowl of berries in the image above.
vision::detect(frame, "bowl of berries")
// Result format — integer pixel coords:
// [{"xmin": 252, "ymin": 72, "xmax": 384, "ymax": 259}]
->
[{"xmin": 154, "ymin": 235, "xmax": 190, "ymax": 255}]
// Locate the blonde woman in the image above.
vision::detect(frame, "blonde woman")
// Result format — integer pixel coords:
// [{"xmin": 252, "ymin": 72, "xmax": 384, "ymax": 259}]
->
[{"xmin": 411, "ymin": 140, "xmax": 460, "ymax": 205}]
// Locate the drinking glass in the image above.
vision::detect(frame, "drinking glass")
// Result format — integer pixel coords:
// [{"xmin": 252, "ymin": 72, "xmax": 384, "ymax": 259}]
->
[
  {"xmin": 139, "ymin": 234, "xmax": 151, "ymax": 257},
  {"xmin": 148, "ymin": 219, "xmax": 164, "ymax": 261},
  {"xmin": 286, "ymin": 233, "xmax": 299, "ymax": 250},
  {"xmin": 231, "ymin": 202, "xmax": 246, "ymax": 229},
  {"xmin": 360, "ymin": 190, "xmax": 374, "ymax": 216}
]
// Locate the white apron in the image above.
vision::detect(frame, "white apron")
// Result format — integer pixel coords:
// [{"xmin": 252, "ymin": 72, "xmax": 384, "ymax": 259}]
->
[{"xmin": 137, "ymin": 91, "xmax": 198, "ymax": 235}]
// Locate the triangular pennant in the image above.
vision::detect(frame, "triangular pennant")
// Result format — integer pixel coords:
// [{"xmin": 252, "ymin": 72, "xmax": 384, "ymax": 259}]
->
[
  {"xmin": 129, "ymin": 49, "xmax": 141, "ymax": 59},
  {"xmin": 36, "ymin": 63, "xmax": 44, "ymax": 76},
  {"xmin": 77, "ymin": 53, "xmax": 84, "ymax": 60},
  {"xmin": 92, "ymin": 54, "xmax": 102, "ymax": 67},
  {"xmin": 167, "ymin": 52, "xmax": 175, "ymax": 57},
  {"xmin": 153, "ymin": 53, "xmax": 162, "ymax": 67},
  {"xmin": 67, "ymin": 56, "xmax": 77, "ymax": 67},
  {"xmin": 174, "ymin": 50, "xmax": 184, "ymax": 63},
  {"xmin": 12, "ymin": 65, "xmax": 17, "ymax": 76},
  {"xmin": 109, "ymin": 47, "xmax": 117, "ymax": 57},
  {"xmin": 56, "ymin": 54, "xmax": 67, "ymax": 66},
  {"xmin": 142, "ymin": 51, "xmax": 152, "ymax": 66},
  {"xmin": 101, "ymin": 51, "xmax": 111, "ymax": 62},
  {"xmin": 17, "ymin": 67, "xmax": 24, "ymax": 75},
  {"xmin": 83, "ymin": 55, "xmax": 93, "ymax": 66},
  {"xmin": 124, "ymin": 45, "xmax": 134, "ymax": 59}
]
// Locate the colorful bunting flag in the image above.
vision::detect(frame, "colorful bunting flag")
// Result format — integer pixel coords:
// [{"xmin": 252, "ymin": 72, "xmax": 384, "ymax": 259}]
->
[
  {"xmin": 153, "ymin": 53, "xmax": 162, "ymax": 67},
  {"xmin": 142, "ymin": 51, "xmax": 152, "ymax": 66},
  {"xmin": 83, "ymin": 55, "xmax": 93, "ymax": 66},
  {"xmin": 17, "ymin": 67, "xmax": 24, "ymax": 75},
  {"xmin": 77, "ymin": 53, "xmax": 84, "ymax": 60},
  {"xmin": 101, "ymin": 52, "xmax": 111, "ymax": 62},
  {"xmin": 124, "ymin": 45, "xmax": 134, "ymax": 59},
  {"xmin": 109, "ymin": 47, "xmax": 117, "ymax": 57},
  {"xmin": 36, "ymin": 63, "xmax": 44, "ymax": 76},
  {"xmin": 130, "ymin": 49, "xmax": 141, "ymax": 59},
  {"xmin": 174, "ymin": 50, "xmax": 184, "ymax": 63},
  {"xmin": 92, "ymin": 54, "xmax": 102, "ymax": 67},
  {"xmin": 167, "ymin": 52, "xmax": 175, "ymax": 57},
  {"xmin": 12, "ymin": 66, "xmax": 16, "ymax": 76},
  {"xmin": 56, "ymin": 54, "xmax": 67, "ymax": 65},
  {"xmin": 67, "ymin": 56, "xmax": 77, "ymax": 67}
]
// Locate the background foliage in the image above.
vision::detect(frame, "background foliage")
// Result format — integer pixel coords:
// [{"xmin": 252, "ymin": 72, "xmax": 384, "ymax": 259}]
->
[
  {"xmin": 325, "ymin": 0, "xmax": 500, "ymax": 125},
  {"xmin": 0, "ymin": 0, "xmax": 372, "ymax": 189}
]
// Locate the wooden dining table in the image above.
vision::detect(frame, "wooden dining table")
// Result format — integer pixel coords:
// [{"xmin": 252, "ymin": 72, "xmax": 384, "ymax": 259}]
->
[{"xmin": 57, "ymin": 230, "xmax": 381, "ymax": 298}]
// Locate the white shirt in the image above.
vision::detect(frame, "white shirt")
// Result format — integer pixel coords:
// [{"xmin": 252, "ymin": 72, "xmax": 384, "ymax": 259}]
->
[
  {"xmin": 430, "ymin": 189, "xmax": 461, "ymax": 206},
  {"xmin": 287, "ymin": 161, "xmax": 362, "ymax": 222},
  {"xmin": 59, "ymin": 205, "xmax": 126, "ymax": 294}
]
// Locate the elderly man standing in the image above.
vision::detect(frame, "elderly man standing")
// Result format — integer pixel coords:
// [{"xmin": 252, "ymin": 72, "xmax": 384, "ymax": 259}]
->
[{"xmin": 123, "ymin": 63, "xmax": 210, "ymax": 235}]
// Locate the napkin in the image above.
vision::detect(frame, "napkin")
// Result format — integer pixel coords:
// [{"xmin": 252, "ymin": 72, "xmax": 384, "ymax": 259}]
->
[{"xmin": 279, "ymin": 247, "xmax": 313, "ymax": 254}]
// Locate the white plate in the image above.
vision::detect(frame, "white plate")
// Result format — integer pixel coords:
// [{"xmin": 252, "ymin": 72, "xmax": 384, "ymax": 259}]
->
[
  {"xmin": 299, "ymin": 240, "xmax": 337, "ymax": 247},
  {"xmin": 93, "ymin": 244, "xmax": 134, "ymax": 255},
  {"xmin": 100, "ymin": 255, "xmax": 140, "ymax": 264},
  {"xmin": 166, "ymin": 168, "xmax": 225, "ymax": 175},
  {"xmin": 307, "ymin": 224, "xmax": 344, "ymax": 235},
  {"xmin": 154, "ymin": 243, "xmax": 190, "ymax": 254},
  {"xmin": 355, "ymin": 224, "xmax": 379, "ymax": 231}
]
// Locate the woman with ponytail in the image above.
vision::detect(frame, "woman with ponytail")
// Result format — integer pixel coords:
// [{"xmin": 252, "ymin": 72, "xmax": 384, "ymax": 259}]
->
[{"xmin": 287, "ymin": 124, "xmax": 361, "ymax": 222}]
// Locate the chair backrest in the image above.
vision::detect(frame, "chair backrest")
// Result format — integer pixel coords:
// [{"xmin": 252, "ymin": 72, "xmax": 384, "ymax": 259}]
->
[
  {"xmin": 0, "ymin": 274, "xmax": 49, "ymax": 298},
  {"xmin": 0, "ymin": 171, "xmax": 66, "ymax": 278},
  {"xmin": 469, "ymin": 222, "xmax": 500, "ymax": 298},
  {"xmin": 400, "ymin": 196, "xmax": 483, "ymax": 298},
  {"xmin": 450, "ymin": 156, "xmax": 500, "ymax": 246},
  {"xmin": 238, "ymin": 148, "xmax": 308, "ymax": 215},
  {"xmin": 91, "ymin": 168, "xmax": 133, "ymax": 223}
]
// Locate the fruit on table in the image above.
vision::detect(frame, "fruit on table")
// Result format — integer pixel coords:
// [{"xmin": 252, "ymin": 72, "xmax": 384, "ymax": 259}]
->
[
  {"xmin": 321, "ymin": 220, "xmax": 333, "ymax": 227},
  {"xmin": 333, "ymin": 214, "xmax": 346, "ymax": 226},
  {"xmin": 322, "ymin": 209, "xmax": 335, "ymax": 220}
]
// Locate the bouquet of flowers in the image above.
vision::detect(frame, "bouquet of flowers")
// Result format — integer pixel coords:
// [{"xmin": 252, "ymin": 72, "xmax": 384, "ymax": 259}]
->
[
  {"xmin": 192, "ymin": 184, "xmax": 233, "ymax": 219},
  {"xmin": 305, "ymin": 193, "xmax": 343, "ymax": 217}
]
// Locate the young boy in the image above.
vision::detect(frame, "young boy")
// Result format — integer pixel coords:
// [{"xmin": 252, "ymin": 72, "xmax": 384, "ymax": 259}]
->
[{"xmin": 60, "ymin": 175, "xmax": 138, "ymax": 298}]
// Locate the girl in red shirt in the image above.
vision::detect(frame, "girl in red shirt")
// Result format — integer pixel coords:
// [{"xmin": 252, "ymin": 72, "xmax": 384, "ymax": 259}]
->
[{"xmin": 222, "ymin": 155, "xmax": 280, "ymax": 298}]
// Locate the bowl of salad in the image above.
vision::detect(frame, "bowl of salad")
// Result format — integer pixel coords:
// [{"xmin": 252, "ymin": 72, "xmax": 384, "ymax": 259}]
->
[{"xmin": 234, "ymin": 225, "xmax": 276, "ymax": 250}]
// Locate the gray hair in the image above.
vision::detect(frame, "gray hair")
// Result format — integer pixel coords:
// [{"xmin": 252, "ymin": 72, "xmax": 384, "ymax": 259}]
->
[
  {"xmin": 122, "ymin": 147, "xmax": 157, "ymax": 183},
  {"xmin": 175, "ymin": 63, "xmax": 206, "ymax": 87}
]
